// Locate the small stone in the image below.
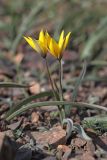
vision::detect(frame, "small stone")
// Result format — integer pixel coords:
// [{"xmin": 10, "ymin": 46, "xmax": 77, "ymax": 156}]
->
[
  {"xmin": 31, "ymin": 126, "xmax": 66, "ymax": 148},
  {"xmin": 84, "ymin": 141, "xmax": 95, "ymax": 155},
  {"xmin": 82, "ymin": 152, "xmax": 95, "ymax": 160},
  {"xmin": 4, "ymin": 130, "xmax": 14, "ymax": 138},
  {"xmin": 31, "ymin": 111, "xmax": 39, "ymax": 123},
  {"xmin": 43, "ymin": 156, "xmax": 56, "ymax": 160},
  {"xmin": 72, "ymin": 138, "xmax": 87, "ymax": 148},
  {"xmin": 57, "ymin": 145, "xmax": 71, "ymax": 153},
  {"xmin": 29, "ymin": 81, "xmax": 40, "ymax": 94}
]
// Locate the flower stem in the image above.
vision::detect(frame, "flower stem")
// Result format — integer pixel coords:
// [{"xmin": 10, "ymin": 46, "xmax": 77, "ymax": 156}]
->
[
  {"xmin": 45, "ymin": 58, "xmax": 64, "ymax": 123},
  {"xmin": 59, "ymin": 59, "xmax": 65, "ymax": 120},
  {"xmin": 45, "ymin": 58, "xmax": 56, "ymax": 99},
  {"xmin": 59, "ymin": 59, "xmax": 64, "ymax": 101}
]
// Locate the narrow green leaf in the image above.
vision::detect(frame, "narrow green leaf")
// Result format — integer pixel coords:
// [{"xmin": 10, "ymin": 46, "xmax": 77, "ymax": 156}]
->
[
  {"xmin": 90, "ymin": 60, "xmax": 107, "ymax": 66},
  {"xmin": 63, "ymin": 118, "xmax": 73, "ymax": 140},
  {"xmin": 81, "ymin": 17, "xmax": 107, "ymax": 60},
  {"xmin": 65, "ymin": 61, "xmax": 87, "ymax": 115},
  {"xmin": 74, "ymin": 124, "xmax": 91, "ymax": 140},
  {"xmin": 11, "ymin": 1, "xmax": 46, "ymax": 54},
  {"xmin": 0, "ymin": 82, "xmax": 30, "ymax": 88},
  {"xmin": 6, "ymin": 101, "xmax": 107, "ymax": 121},
  {"xmin": 72, "ymin": 60, "xmax": 87, "ymax": 102},
  {"xmin": 6, "ymin": 91, "xmax": 54, "ymax": 118}
]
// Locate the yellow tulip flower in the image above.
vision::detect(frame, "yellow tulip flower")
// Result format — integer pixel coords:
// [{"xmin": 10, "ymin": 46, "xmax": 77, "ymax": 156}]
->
[
  {"xmin": 49, "ymin": 31, "xmax": 71, "ymax": 60},
  {"xmin": 24, "ymin": 30, "xmax": 50, "ymax": 58}
]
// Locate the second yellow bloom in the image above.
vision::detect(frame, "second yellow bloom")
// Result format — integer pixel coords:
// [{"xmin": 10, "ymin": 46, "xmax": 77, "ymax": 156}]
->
[{"xmin": 49, "ymin": 31, "xmax": 71, "ymax": 60}]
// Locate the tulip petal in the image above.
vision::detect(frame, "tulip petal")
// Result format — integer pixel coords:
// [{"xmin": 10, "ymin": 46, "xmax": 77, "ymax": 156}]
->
[
  {"xmin": 52, "ymin": 39, "xmax": 60, "ymax": 57},
  {"xmin": 58, "ymin": 30, "xmax": 64, "ymax": 49},
  {"xmin": 63, "ymin": 32, "xmax": 71, "ymax": 50},
  {"xmin": 39, "ymin": 30, "xmax": 45, "ymax": 44},
  {"xmin": 38, "ymin": 41, "xmax": 47, "ymax": 54},
  {"xmin": 34, "ymin": 40, "xmax": 43, "ymax": 53},
  {"xmin": 49, "ymin": 38, "xmax": 60, "ymax": 58},
  {"xmin": 45, "ymin": 31, "xmax": 51, "ymax": 47},
  {"xmin": 49, "ymin": 39, "xmax": 55, "ymax": 57},
  {"xmin": 24, "ymin": 37, "xmax": 35, "ymax": 50}
]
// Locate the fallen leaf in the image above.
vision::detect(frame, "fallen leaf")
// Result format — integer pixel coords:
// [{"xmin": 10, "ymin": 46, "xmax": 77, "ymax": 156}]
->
[
  {"xmin": 7, "ymin": 119, "xmax": 23, "ymax": 131},
  {"xmin": 31, "ymin": 111, "xmax": 39, "ymax": 123}
]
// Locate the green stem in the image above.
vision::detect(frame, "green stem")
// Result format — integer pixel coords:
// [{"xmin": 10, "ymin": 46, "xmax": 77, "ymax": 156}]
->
[
  {"xmin": 45, "ymin": 58, "xmax": 63, "ymax": 122},
  {"xmin": 53, "ymin": 79, "xmax": 59, "ymax": 94},
  {"xmin": 59, "ymin": 59, "xmax": 64, "ymax": 101},
  {"xmin": 45, "ymin": 58, "xmax": 56, "ymax": 99},
  {"xmin": 59, "ymin": 59, "xmax": 65, "ymax": 120}
]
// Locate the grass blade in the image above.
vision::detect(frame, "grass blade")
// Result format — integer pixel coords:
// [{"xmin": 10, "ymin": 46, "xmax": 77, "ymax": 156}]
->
[
  {"xmin": 10, "ymin": 1, "xmax": 45, "ymax": 54},
  {"xmin": 6, "ymin": 101, "xmax": 107, "ymax": 121},
  {"xmin": 65, "ymin": 61, "xmax": 87, "ymax": 115},
  {"xmin": 6, "ymin": 90, "xmax": 54, "ymax": 118},
  {"xmin": 81, "ymin": 17, "xmax": 107, "ymax": 60},
  {"xmin": 72, "ymin": 60, "xmax": 87, "ymax": 102},
  {"xmin": 0, "ymin": 82, "xmax": 30, "ymax": 88}
]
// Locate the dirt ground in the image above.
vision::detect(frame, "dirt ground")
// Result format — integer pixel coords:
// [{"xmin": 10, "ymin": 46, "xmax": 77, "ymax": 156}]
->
[{"xmin": 0, "ymin": 50, "xmax": 107, "ymax": 160}]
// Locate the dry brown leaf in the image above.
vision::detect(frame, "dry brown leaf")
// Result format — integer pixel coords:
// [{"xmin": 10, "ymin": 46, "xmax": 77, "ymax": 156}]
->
[{"xmin": 31, "ymin": 111, "xmax": 39, "ymax": 123}]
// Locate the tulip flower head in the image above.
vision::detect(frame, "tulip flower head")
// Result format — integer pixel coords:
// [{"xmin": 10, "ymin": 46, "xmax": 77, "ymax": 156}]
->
[
  {"xmin": 49, "ymin": 30, "xmax": 71, "ymax": 60},
  {"xmin": 24, "ymin": 30, "xmax": 50, "ymax": 58}
]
